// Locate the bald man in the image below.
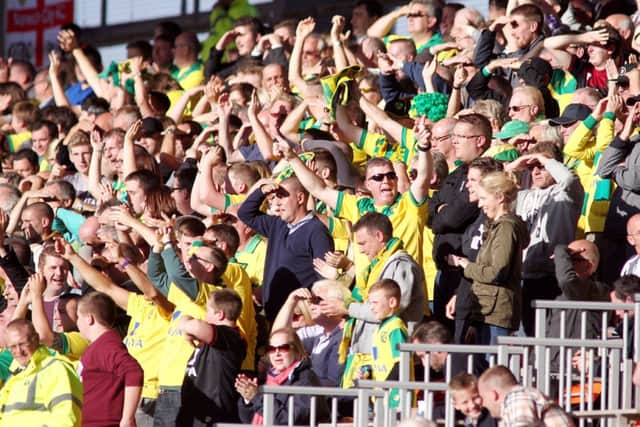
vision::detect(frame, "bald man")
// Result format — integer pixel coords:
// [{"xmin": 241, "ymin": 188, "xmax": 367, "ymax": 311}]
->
[
  {"xmin": 621, "ymin": 213, "xmax": 640, "ymax": 277},
  {"xmin": 545, "ymin": 240, "xmax": 610, "ymax": 369},
  {"xmin": 430, "ymin": 118, "xmax": 457, "ymax": 170},
  {"xmin": 478, "ymin": 365, "xmax": 573, "ymax": 426},
  {"xmin": 605, "ymin": 14, "xmax": 634, "ymax": 51}
]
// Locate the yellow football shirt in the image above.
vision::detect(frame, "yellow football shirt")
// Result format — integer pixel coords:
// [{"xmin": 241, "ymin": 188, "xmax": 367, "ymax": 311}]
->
[{"xmin": 125, "ymin": 293, "xmax": 170, "ymax": 399}]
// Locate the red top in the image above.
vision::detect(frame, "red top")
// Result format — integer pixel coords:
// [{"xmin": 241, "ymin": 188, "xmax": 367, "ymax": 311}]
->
[{"xmin": 79, "ymin": 329, "xmax": 143, "ymax": 426}]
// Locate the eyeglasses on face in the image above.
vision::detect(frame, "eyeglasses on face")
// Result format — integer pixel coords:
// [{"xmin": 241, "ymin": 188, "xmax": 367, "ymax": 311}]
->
[
  {"xmin": 407, "ymin": 12, "xmax": 428, "ymax": 18},
  {"xmin": 453, "ymin": 134, "xmax": 482, "ymax": 141},
  {"xmin": 432, "ymin": 135, "xmax": 451, "ymax": 143},
  {"xmin": 267, "ymin": 343, "xmax": 292, "ymax": 354},
  {"xmin": 368, "ymin": 171, "xmax": 398, "ymax": 182}
]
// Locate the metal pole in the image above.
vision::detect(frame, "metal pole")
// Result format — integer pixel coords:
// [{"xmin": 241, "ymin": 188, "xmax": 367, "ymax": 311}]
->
[{"xmin": 100, "ymin": 0, "xmax": 107, "ymax": 27}]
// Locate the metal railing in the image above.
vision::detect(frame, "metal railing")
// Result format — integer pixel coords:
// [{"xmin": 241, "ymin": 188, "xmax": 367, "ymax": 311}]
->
[{"xmin": 215, "ymin": 297, "xmax": 640, "ymax": 426}]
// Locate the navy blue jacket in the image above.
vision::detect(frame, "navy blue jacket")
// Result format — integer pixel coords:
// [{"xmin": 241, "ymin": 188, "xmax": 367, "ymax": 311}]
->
[{"xmin": 238, "ymin": 188, "xmax": 334, "ymax": 320}]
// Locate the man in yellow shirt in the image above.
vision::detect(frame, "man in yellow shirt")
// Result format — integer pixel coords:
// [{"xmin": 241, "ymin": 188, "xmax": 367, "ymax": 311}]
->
[
  {"xmin": 171, "ymin": 32, "xmax": 205, "ymax": 91},
  {"xmin": 277, "ymin": 134, "xmax": 433, "ymax": 271}
]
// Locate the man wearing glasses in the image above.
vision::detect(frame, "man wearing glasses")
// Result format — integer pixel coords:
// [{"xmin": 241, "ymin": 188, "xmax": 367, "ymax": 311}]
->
[
  {"xmin": 428, "ymin": 113, "xmax": 490, "ymax": 327},
  {"xmin": 508, "ymin": 86, "xmax": 546, "ymax": 123}
]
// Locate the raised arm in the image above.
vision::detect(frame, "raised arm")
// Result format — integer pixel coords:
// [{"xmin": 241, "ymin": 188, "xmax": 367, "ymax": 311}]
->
[
  {"xmin": 330, "ymin": 16, "xmax": 349, "ymax": 71},
  {"xmin": 122, "ymin": 260, "xmax": 173, "ymax": 317},
  {"xmin": 214, "ymin": 93, "xmax": 234, "ymax": 159},
  {"xmin": 447, "ymin": 65, "xmax": 467, "ymax": 117},
  {"xmin": 130, "ymin": 56, "xmax": 153, "ymax": 117},
  {"xmin": 58, "ymin": 29, "xmax": 107, "ymax": 99},
  {"xmin": 85, "ymin": 131, "xmax": 104, "ymax": 201},
  {"xmin": 28, "ymin": 273, "xmax": 55, "ymax": 347},
  {"xmin": 197, "ymin": 146, "xmax": 228, "ymax": 211},
  {"xmin": 359, "ymin": 96, "xmax": 403, "ymax": 142},
  {"xmin": 279, "ymin": 98, "xmax": 309, "ymax": 144},
  {"xmin": 48, "ymin": 51, "xmax": 70, "ymax": 107},
  {"xmin": 190, "ymin": 167, "xmax": 215, "ymax": 216},
  {"xmin": 410, "ymin": 117, "xmax": 433, "ymax": 202},
  {"xmin": 335, "ymin": 104, "xmax": 364, "ymax": 145},
  {"xmin": 289, "ymin": 18, "xmax": 316, "ymax": 93},
  {"xmin": 247, "ymin": 90, "xmax": 279, "ymax": 160},
  {"xmin": 168, "ymin": 86, "xmax": 205, "ymax": 124},
  {"xmin": 278, "ymin": 141, "xmax": 340, "ymax": 210},
  {"xmin": 63, "ymin": 241, "xmax": 129, "ymax": 310},
  {"xmin": 544, "ymin": 28, "xmax": 609, "ymax": 69},
  {"xmin": 367, "ymin": 5, "xmax": 409, "ymax": 38},
  {"xmin": 122, "ymin": 119, "xmax": 141, "ymax": 179}
]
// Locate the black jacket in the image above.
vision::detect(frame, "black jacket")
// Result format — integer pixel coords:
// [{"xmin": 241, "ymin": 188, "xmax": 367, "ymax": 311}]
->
[
  {"xmin": 238, "ymin": 360, "xmax": 330, "ymax": 425},
  {"xmin": 428, "ymin": 164, "xmax": 480, "ymax": 270}
]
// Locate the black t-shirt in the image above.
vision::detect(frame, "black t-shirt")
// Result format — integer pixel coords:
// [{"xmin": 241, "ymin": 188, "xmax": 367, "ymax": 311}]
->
[
  {"xmin": 455, "ymin": 212, "xmax": 486, "ymax": 319},
  {"xmin": 178, "ymin": 325, "xmax": 247, "ymax": 426}
]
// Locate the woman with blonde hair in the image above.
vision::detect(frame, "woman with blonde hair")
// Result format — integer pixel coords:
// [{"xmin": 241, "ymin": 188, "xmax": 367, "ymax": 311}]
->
[{"xmin": 448, "ymin": 171, "xmax": 529, "ymax": 345}]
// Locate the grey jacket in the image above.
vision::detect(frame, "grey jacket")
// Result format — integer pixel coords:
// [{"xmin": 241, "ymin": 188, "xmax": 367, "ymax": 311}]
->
[
  {"xmin": 597, "ymin": 136, "xmax": 640, "ymax": 206},
  {"xmin": 596, "ymin": 136, "xmax": 640, "ymax": 235},
  {"xmin": 516, "ymin": 159, "xmax": 584, "ymax": 279},
  {"xmin": 348, "ymin": 251, "xmax": 426, "ymax": 355}
]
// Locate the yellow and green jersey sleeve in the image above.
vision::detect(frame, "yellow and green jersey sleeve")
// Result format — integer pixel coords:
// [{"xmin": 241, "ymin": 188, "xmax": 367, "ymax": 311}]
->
[
  {"xmin": 234, "ymin": 234, "xmax": 267, "ymax": 288},
  {"xmin": 125, "ymin": 293, "xmax": 170, "ymax": 399},
  {"xmin": 7, "ymin": 131, "xmax": 31, "ymax": 152},
  {"xmin": 222, "ymin": 263, "xmax": 257, "ymax": 371},
  {"xmin": 159, "ymin": 285, "xmax": 206, "ymax": 388}
]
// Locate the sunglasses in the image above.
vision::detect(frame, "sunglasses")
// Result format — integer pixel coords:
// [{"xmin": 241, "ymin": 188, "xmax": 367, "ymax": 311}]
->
[
  {"xmin": 267, "ymin": 343, "xmax": 292, "ymax": 354},
  {"xmin": 407, "ymin": 12, "xmax": 428, "ymax": 18},
  {"xmin": 509, "ymin": 20, "xmax": 520, "ymax": 29},
  {"xmin": 508, "ymin": 105, "xmax": 531, "ymax": 112},
  {"xmin": 368, "ymin": 171, "xmax": 398, "ymax": 182},
  {"xmin": 528, "ymin": 162, "xmax": 545, "ymax": 171}
]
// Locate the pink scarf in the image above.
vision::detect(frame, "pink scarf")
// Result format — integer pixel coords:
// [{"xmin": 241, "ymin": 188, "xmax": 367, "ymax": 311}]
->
[{"xmin": 251, "ymin": 360, "xmax": 301, "ymax": 425}]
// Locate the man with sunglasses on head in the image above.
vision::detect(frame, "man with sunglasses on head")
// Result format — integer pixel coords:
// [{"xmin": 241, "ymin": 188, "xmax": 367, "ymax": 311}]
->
[{"xmin": 238, "ymin": 176, "xmax": 334, "ymax": 322}]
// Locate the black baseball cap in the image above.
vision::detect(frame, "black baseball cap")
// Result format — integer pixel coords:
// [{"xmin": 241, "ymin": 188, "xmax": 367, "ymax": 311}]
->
[{"xmin": 549, "ymin": 103, "xmax": 592, "ymax": 126}]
